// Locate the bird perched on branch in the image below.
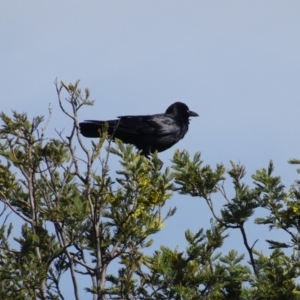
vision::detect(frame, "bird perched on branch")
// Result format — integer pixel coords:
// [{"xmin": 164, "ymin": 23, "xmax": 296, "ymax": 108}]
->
[{"xmin": 79, "ymin": 102, "xmax": 198, "ymax": 157}]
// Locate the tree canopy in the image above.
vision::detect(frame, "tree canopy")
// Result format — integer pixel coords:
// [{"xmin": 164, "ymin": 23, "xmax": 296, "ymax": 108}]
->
[{"xmin": 1, "ymin": 81, "xmax": 300, "ymax": 300}]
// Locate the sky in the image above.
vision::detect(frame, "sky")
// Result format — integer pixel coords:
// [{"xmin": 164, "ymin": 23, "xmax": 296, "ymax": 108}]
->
[{"xmin": 1, "ymin": 0, "xmax": 300, "ymax": 297}]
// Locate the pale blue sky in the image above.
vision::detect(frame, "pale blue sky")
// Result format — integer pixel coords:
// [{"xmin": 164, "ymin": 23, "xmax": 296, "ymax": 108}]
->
[{"xmin": 1, "ymin": 1, "xmax": 300, "ymax": 297}]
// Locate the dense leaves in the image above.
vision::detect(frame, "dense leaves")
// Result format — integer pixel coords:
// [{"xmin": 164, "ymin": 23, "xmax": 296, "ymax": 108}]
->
[{"xmin": 0, "ymin": 81, "xmax": 300, "ymax": 299}]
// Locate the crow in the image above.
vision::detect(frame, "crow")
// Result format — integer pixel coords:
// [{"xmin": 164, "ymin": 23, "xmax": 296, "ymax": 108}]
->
[{"xmin": 79, "ymin": 102, "xmax": 198, "ymax": 157}]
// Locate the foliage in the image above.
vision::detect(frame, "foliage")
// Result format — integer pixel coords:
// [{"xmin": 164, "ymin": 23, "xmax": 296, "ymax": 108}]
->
[{"xmin": 0, "ymin": 81, "xmax": 300, "ymax": 299}]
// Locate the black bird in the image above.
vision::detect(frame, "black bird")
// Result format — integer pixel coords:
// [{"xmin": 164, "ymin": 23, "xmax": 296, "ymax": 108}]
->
[{"xmin": 79, "ymin": 102, "xmax": 198, "ymax": 157}]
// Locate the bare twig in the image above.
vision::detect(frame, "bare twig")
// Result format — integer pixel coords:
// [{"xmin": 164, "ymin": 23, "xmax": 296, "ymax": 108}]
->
[
  {"xmin": 0, "ymin": 193, "xmax": 33, "ymax": 224},
  {"xmin": 204, "ymin": 195, "xmax": 239, "ymax": 229}
]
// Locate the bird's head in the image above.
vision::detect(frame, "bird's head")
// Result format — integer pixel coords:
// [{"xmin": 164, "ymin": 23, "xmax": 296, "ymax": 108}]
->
[{"xmin": 165, "ymin": 102, "xmax": 199, "ymax": 121}]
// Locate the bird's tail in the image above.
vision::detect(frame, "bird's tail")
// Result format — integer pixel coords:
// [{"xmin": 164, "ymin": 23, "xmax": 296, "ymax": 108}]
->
[{"xmin": 79, "ymin": 121, "xmax": 116, "ymax": 138}]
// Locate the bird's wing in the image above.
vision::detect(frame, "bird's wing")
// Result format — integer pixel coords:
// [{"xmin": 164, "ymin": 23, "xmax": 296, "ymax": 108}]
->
[{"xmin": 118, "ymin": 114, "xmax": 179, "ymax": 136}]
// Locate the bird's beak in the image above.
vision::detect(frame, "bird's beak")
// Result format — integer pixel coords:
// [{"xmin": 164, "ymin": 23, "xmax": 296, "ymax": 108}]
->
[{"xmin": 188, "ymin": 110, "xmax": 199, "ymax": 117}]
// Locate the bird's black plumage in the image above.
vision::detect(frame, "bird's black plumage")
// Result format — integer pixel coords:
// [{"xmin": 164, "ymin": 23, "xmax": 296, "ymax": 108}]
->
[{"xmin": 79, "ymin": 102, "xmax": 198, "ymax": 156}]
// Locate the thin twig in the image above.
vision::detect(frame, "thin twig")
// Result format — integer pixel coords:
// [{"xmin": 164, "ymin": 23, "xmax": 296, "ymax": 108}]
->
[{"xmin": 240, "ymin": 223, "xmax": 258, "ymax": 278}]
